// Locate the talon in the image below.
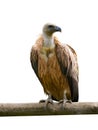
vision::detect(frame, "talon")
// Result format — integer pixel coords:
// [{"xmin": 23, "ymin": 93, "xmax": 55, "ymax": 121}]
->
[
  {"xmin": 39, "ymin": 94, "xmax": 53, "ymax": 107},
  {"xmin": 63, "ymin": 99, "xmax": 72, "ymax": 104},
  {"xmin": 58, "ymin": 99, "xmax": 63, "ymax": 104},
  {"xmin": 58, "ymin": 99, "xmax": 72, "ymax": 104},
  {"xmin": 45, "ymin": 98, "xmax": 53, "ymax": 106},
  {"xmin": 39, "ymin": 99, "xmax": 46, "ymax": 103},
  {"xmin": 63, "ymin": 99, "xmax": 72, "ymax": 108},
  {"xmin": 65, "ymin": 100, "xmax": 72, "ymax": 103},
  {"xmin": 39, "ymin": 99, "xmax": 53, "ymax": 104},
  {"xmin": 58, "ymin": 99, "xmax": 72, "ymax": 109}
]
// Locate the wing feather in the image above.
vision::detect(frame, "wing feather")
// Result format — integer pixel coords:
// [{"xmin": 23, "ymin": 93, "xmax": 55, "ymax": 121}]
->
[
  {"xmin": 30, "ymin": 36, "xmax": 43, "ymax": 77},
  {"xmin": 30, "ymin": 44, "xmax": 38, "ymax": 76},
  {"xmin": 55, "ymin": 38, "xmax": 79, "ymax": 102}
]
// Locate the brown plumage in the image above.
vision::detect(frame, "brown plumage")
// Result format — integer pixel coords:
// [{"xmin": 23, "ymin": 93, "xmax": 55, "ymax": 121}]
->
[{"xmin": 30, "ymin": 23, "xmax": 79, "ymax": 103}]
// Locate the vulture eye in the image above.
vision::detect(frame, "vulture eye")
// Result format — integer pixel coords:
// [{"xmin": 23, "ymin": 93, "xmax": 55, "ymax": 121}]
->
[{"xmin": 48, "ymin": 25, "xmax": 54, "ymax": 28}]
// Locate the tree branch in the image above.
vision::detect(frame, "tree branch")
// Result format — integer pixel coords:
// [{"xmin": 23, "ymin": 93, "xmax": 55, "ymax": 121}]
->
[{"xmin": 0, "ymin": 102, "xmax": 98, "ymax": 116}]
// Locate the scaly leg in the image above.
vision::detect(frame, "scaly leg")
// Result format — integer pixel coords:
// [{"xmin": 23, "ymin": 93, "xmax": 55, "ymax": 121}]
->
[{"xmin": 58, "ymin": 91, "xmax": 72, "ymax": 107}]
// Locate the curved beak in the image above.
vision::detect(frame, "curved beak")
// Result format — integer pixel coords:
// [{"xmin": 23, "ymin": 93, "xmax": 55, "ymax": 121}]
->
[{"xmin": 55, "ymin": 26, "xmax": 62, "ymax": 32}]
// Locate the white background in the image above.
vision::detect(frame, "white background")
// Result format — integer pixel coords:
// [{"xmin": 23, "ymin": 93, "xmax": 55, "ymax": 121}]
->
[{"xmin": 0, "ymin": 0, "xmax": 98, "ymax": 129}]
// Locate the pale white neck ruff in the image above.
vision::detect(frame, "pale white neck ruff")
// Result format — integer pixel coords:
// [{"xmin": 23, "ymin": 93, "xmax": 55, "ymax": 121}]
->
[{"xmin": 42, "ymin": 33, "xmax": 55, "ymax": 48}]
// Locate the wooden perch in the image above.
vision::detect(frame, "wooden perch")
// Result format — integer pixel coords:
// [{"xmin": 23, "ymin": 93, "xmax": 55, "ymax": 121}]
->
[{"xmin": 0, "ymin": 102, "xmax": 98, "ymax": 116}]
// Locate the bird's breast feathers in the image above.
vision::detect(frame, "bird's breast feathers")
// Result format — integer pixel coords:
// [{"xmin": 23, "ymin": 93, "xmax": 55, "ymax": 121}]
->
[{"xmin": 40, "ymin": 46, "xmax": 55, "ymax": 62}]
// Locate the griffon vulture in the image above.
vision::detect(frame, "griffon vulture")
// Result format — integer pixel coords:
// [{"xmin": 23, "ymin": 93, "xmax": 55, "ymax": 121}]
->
[{"xmin": 30, "ymin": 23, "xmax": 79, "ymax": 104}]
